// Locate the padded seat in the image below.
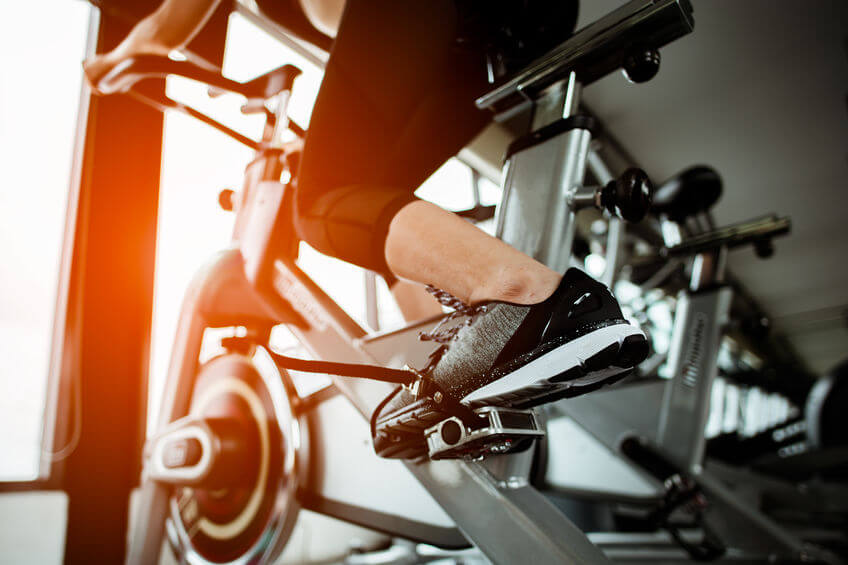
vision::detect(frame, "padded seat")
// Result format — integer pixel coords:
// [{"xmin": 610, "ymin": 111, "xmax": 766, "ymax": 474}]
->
[
  {"xmin": 652, "ymin": 165, "xmax": 723, "ymax": 221},
  {"xmin": 455, "ymin": 0, "xmax": 579, "ymax": 81}
]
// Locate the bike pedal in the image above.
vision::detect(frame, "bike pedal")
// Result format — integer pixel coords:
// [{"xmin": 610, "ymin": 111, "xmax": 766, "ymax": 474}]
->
[{"xmin": 424, "ymin": 407, "xmax": 544, "ymax": 460}]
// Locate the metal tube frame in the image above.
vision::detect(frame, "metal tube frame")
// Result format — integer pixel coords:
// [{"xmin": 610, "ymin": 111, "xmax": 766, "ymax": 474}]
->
[{"xmin": 495, "ymin": 72, "xmax": 591, "ymax": 272}]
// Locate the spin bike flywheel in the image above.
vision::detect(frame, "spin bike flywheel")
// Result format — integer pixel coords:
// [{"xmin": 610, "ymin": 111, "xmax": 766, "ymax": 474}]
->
[{"xmin": 165, "ymin": 350, "xmax": 306, "ymax": 564}]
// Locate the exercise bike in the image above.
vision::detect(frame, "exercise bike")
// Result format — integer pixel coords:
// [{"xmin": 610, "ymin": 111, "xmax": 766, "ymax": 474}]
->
[{"xmin": 91, "ymin": 0, "xmax": 843, "ymax": 563}]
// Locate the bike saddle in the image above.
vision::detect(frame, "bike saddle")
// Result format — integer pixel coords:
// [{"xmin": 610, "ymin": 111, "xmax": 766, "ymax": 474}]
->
[
  {"xmin": 455, "ymin": 0, "xmax": 578, "ymax": 81},
  {"xmin": 651, "ymin": 165, "xmax": 722, "ymax": 222}
]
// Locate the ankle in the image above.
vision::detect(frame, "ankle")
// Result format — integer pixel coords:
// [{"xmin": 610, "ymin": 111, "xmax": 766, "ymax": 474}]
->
[{"xmin": 473, "ymin": 267, "xmax": 561, "ymax": 305}]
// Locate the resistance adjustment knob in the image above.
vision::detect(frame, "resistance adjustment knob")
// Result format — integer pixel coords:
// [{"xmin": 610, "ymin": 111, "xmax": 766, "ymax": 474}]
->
[
  {"xmin": 623, "ymin": 48, "xmax": 661, "ymax": 83},
  {"xmin": 600, "ymin": 168, "xmax": 653, "ymax": 223}
]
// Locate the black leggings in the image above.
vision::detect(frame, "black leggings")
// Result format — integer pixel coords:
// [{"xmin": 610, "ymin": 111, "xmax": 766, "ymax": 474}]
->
[{"xmin": 293, "ymin": 0, "xmax": 491, "ymax": 281}]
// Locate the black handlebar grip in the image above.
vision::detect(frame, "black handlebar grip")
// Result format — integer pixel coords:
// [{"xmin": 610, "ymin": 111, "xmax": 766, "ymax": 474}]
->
[{"xmin": 601, "ymin": 168, "xmax": 653, "ymax": 223}]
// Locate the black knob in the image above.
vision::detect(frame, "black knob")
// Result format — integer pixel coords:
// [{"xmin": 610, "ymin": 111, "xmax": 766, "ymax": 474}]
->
[
  {"xmin": 623, "ymin": 48, "xmax": 661, "ymax": 83},
  {"xmin": 754, "ymin": 238, "xmax": 774, "ymax": 258},
  {"xmin": 601, "ymin": 168, "xmax": 653, "ymax": 223}
]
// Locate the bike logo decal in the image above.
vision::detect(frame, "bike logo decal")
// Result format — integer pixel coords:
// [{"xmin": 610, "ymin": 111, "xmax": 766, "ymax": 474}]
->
[
  {"xmin": 274, "ymin": 267, "xmax": 328, "ymax": 331},
  {"xmin": 681, "ymin": 312, "xmax": 708, "ymax": 388}
]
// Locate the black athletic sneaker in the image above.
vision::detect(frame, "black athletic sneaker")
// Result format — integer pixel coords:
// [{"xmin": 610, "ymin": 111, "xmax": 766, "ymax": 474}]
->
[{"xmin": 371, "ymin": 268, "xmax": 649, "ymax": 459}]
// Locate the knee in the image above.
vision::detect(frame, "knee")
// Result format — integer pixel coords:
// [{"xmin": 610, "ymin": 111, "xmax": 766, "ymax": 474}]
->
[{"xmin": 292, "ymin": 184, "xmax": 381, "ymax": 270}]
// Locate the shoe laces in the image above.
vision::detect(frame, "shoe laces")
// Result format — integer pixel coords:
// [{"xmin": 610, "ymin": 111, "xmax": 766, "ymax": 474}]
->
[{"xmin": 418, "ymin": 285, "xmax": 490, "ymax": 345}]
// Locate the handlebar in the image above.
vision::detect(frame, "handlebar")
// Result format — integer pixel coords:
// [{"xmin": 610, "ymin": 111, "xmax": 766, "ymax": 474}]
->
[
  {"xmin": 476, "ymin": 0, "xmax": 694, "ymax": 114},
  {"xmin": 97, "ymin": 54, "xmax": 301, "ymax": 102},
  {"xmin": 660, "ymin": 215, "xmax": 791, "ymax": 258},
  {"xmin": 93, "ymin": 55, "xmax": 305, "ymax": 149}
]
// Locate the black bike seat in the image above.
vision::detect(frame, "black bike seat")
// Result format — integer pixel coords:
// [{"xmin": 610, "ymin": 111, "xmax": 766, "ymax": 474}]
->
[
  {"xmin": 652, "ymin": 165, "xmax": 723, "ymax": 221},
  {"xmin": 456, "ymin": 0, "xmax": 578, "ymax": 82}
]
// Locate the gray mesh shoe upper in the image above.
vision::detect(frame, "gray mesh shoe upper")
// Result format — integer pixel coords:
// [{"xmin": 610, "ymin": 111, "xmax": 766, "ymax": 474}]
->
[
  {"xmin": 372, "ymin": 269, "xmax": 650, "ymax": 459},
  {"xmin": 430, "ymin": 302, "xmax": 530, "ymax": 398},
  {"xmin": 378, "ymin": 268, "xmax": 630, "ymax": 416}
]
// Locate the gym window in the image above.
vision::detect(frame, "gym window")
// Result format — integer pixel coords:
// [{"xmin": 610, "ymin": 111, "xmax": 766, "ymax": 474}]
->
[{"xmin": 0, "ymin": 0, "xmax": 92, "ymax": 482}]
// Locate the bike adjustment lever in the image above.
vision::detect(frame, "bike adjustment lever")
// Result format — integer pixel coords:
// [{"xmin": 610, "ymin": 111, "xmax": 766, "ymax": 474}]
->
[{"xmin": 599, "ymin": 167, "xmax": 653, "ymax": 222}]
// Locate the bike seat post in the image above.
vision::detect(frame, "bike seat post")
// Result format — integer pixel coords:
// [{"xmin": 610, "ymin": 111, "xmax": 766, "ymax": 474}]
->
[
  {"xmin": 690, "ymin": 246, "xmax": 728, "ymax": 292},
  {"xmin": 586, "ymin": 149, "xmax": 624, "ymax": 288},
  {"xmin": 496, "ymin": 71, "xmax": 593, "ymax": 271},
  {"xmin": 530, "ymin": 70, "xmax": 581, "ymax": 129},
  {"xmin": 659, "ymin": 241, "xmax": 732, "ymax": 472},
  {"xmin": 268, "ymin": 88, "xmax": 292, "ymax": 148}
]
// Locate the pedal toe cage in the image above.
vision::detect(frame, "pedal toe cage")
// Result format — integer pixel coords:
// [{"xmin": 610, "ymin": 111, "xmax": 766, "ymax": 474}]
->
[
  {"xmin": 425, "ymin": 406, "xmax": 544, "ymax": 460},
  {"xmin": 405, "ymin": 372, "xmax": 544, "ymax": 460}
]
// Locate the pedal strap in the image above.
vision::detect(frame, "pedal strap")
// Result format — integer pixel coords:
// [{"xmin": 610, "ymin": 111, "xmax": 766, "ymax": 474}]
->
[
  {"xmin": 268, "ymin": 350, "xmax": 483, "ymax": 426},
  {"xmin": 414, "ymin": 375, "xmax": 486, "ymax": 427},
  {"xmin": 267, "ymin": 350, "xmax": 418, "ymax": 386}
]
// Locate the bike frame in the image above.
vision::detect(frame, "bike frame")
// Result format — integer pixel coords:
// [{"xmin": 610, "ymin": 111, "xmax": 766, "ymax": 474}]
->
[
  {"xmin": 129, "ymin": 196, "xmax": 610, "ymax": 564},
  {"xmin": 125, "ymin": 1, "xmax": 731, "ymax": 564}
]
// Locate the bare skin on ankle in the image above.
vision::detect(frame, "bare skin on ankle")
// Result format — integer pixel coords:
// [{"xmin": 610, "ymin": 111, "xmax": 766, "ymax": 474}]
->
[{"xmin": 386, "ymin": 200, "xmax": 562, "ymax": 306}]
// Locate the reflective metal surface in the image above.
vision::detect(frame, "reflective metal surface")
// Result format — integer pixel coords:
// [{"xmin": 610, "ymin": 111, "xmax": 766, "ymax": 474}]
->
[
  {"xmin": 587, "ymin": 150, "xmax": 624, "ymax": 287},
  {"xmin": 690, "ymin": 248, "xmax": 728, "ymax": 291},
  {"xmin": 657, "ymin": 287, "xmax": 733, "ymax": 471},
  {"xmin": 476, "ymin": 0, "xmax": 695, "ymax": 114},
  {"xmin": 530, "ymin": 74, "xmax": 581, "ymax": 130},
  {"xmin": 496, "ymin": 127, "xmax": 591, "ymax": 271},
  {"xmin": 424, "ymin": 407, "xmax": 543, "ymax": 461}
]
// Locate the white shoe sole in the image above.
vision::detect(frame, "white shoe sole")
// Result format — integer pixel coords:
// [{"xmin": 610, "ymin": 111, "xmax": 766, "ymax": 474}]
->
[{"xmin": 461, "ymin": 324, "xmax": 646, "ymax": 407}]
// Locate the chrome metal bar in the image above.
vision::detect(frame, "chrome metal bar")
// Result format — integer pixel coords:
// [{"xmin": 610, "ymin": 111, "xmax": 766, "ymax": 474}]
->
[
  {"xmin": 496, "ymin": 73, "xmax": 591, "ymax": 272},
  {"xmin": 587, "ymin": 150, "xmax": 624, "ymax": 287},
  {"xmin": 269, "ymin": 90, "xmax": 292, "ymax": 149},
  {"xmin": 470, "ymin": 169, "xmax": 482, "ymax": 208},
  {"xmin": 235, "ymin": 0, "xmax": 329, "ymax": 69},
  {"xmin": 530, "ymin": 73, "xmax": 581, "ymax": 129},
  {"xmin": 604, "ymin": 217, "xmax": 624, "ymax": 288},
  {"xmin": 476, "ymin": 0, "xmax": 694, "ymax": 115},
  {"xmin": 690, "ymin": 247, "xmax": 728, "ymax": 292},
  {"xmin": 586, "ymin": 148, "xmax": 614, "ymax": 185},
  {"xmin": 657, "ymin": 287, "xmax": 733, "ymax": 472},
  {"xmin": 662, "ymin": 215, "xmax": 791, "ymax": 258},
  {"xmin": 364, "ymin": 270, "xmax": 380, "ymax": 331}
]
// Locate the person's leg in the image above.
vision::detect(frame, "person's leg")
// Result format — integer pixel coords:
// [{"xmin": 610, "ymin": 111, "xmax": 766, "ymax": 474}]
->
[
  {"xmin": 295, "ymin": 0, "xmax": 514, "ymax": 312},
  {"xmin": 385, "ymin": 200, "xmax": 561, "ymax": 306},
  {"xmin": 291, "ymin": 0, "xmax": 646, "ymax": 460}
]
